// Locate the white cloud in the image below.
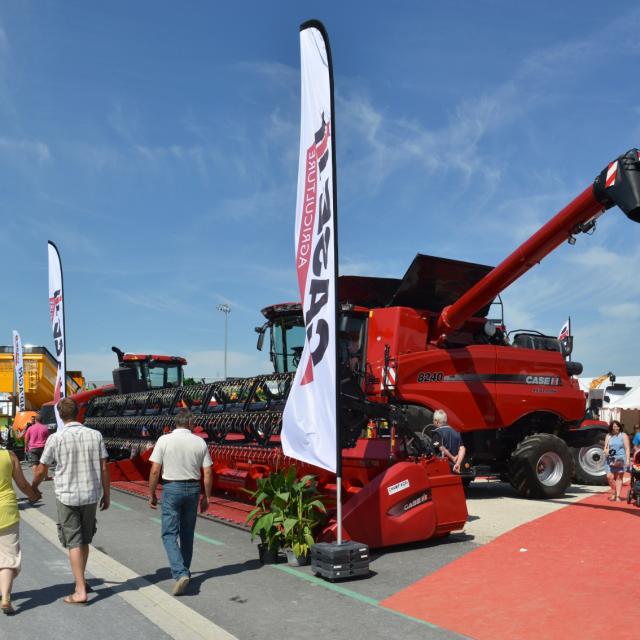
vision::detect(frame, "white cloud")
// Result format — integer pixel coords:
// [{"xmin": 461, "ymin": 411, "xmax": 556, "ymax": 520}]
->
[
  {"xmin": 0, "ymin": 137, "xmax": 51, "ymax": 162},
  {"xmin": 233, "ymin": 61, "xmax": 297, "ymax": 88},
  {"xmin": 62, "ymin": 140, "xmax": 124, "ymax": 171},
  {"xmin": 334, "ymin": 12, "xmax": 640, "ymax": 201},
  {"xmin": 207, "ymin": 183, "xmax": 293, "ymax": 221},
  {"xmin": 107, "ymin": 289, "xmax": 187, "ymax": 313},
  {"xmin": 567, "ymin": 245, "xmax": 619, "ymax": 269},
  {"xmin": 68, "ymin": 351, "xmax": 119, "ymax": 382},
  {"xmin": 70, "ymin": 347, "xmax": 272, "ymax": 381},
  {"xmin": 134, "ymin": 143, "xmax": 211, "ymax": 178},
  {"xmin": 183, "ymin": 349, "xmax": 272, "ymax": 379},
  {"xmin": 0, "ymin": 25, "xmax": 8, "ymax": 52},
  {"xmin": 599, "ymin": 302, "xmax": 640, "ymax": 320}
]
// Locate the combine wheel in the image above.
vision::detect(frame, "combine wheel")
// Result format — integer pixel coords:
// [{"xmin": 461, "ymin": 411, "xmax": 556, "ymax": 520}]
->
[
  {"xmin": 571, "ymin": 437, "xmax": 607, "ymax": 486},
  {"xmin": 508, "ymin": 433, "xmax": 573, "ymax": 499}
]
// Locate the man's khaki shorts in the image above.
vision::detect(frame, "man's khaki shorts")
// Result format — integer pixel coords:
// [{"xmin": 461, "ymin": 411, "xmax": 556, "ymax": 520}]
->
[{"xmin": 55, "ymin": 499, "xmax": 97, "ymax": 549}]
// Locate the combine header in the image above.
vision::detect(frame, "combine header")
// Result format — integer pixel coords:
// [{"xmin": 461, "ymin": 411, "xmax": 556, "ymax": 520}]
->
[{"xmin": 62, "ymin": 148, "xmax": 640, "ymax": 549}]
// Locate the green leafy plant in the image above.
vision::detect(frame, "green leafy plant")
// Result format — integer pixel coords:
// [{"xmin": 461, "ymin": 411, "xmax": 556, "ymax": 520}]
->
[{"xmin": 245, "ymin": 468, "xmax": 326, "ymax": 559}]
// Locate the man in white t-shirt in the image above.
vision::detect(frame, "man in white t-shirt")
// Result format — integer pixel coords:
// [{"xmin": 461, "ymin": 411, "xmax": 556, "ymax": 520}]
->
[{"xmin": 148, "ymin": 409, "xmax": 213, "ymax": 596}]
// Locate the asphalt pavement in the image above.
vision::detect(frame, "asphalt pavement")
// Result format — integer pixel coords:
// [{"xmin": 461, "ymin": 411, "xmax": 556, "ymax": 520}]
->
[
  {"xmin": 7, "ymin": 467, "xmax": 605, "ymax": 639},
  {"xmin": 3, "ymin": 508, "xmax": 173, "ymax": 640},
  {"xmin": 6, "ymin": 467, "xmax": 477, "ymax": 640}
]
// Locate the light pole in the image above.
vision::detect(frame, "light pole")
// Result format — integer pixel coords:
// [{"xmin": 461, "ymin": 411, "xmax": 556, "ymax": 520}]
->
[{"xmin": 216, "ymin": 303, "xmax": 231, "ymax": 379}]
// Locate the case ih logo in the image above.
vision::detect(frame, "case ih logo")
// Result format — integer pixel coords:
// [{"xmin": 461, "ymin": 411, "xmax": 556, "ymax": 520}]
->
[
  {"xmin": 296, "ymin": 114, "xmax": 333, "ymax": 385},
  {"xmin": 525, "ymin": 375, "xmax": 560, "ymax": 386},
  {"xmin": 387, "ymin": 490, "xmax": 432, "ymax": 517},
  {"xmin": 49, "ymin": 288, "xmax": 64, "ymax": 399},
  {"xmin": 49, "ymin": 292, "xmax": 63, "ymax": 322}
]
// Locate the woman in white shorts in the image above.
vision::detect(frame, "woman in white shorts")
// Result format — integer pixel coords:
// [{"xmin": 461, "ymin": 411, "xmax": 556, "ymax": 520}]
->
[{"xmin": 0, "ymin": 448, "xmax": 40, "ymax": 614}]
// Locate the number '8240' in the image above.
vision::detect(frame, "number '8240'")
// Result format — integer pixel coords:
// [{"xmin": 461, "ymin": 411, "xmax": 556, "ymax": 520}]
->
[{"xmin": 417, "ymin": 371, "xmax": 444, "ymax": 383}]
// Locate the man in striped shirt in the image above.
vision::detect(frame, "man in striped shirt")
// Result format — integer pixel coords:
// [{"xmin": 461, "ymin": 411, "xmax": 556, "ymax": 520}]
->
[{"xmin": 33, "ymin": 397, "xmax": 110, "ymax": 605}]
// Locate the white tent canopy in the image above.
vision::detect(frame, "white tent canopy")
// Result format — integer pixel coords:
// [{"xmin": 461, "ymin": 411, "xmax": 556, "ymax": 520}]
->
[
  {"xmin": 580, "ymin": 376, "xmax": 640, "ymax": 429},
  {"xmin": 609, "ymin": 385, "xmax": 640, "ymax": 410}
]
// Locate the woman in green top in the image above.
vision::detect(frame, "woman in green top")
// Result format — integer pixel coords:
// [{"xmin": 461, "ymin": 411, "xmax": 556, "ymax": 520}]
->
[{"xmin": 0, "ymin": 448, "xmax": 39, "ymax": 615}]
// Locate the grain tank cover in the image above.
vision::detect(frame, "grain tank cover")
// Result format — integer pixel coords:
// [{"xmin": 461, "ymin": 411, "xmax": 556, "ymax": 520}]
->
[
  {"xmin": 388, "ymin": 253, "xmax": 494, "ymax": 314},
  {"xmin": 338, "ymin": 276, "xmax": 401, "ymax": 308}
]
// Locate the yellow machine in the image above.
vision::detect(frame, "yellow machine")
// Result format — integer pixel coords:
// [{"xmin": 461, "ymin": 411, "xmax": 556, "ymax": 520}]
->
[
  {"xmin": 589, "ymin": 372, "xmax": 615, "ymax": 390},
  {"xmin": 0, "ymin": 346, "xmax": 82, "ymax": 410}
]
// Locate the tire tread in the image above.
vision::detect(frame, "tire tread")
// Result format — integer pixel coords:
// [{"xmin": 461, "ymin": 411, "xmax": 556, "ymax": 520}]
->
[{"xmin": 508, "ymin": 433, "xmax": 573, "ymax": 499}]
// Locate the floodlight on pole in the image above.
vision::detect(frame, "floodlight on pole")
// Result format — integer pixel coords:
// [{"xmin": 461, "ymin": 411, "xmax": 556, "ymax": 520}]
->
[{"xmin": 216, "ymin": 303, "xmax": 231, "ymax": 379}]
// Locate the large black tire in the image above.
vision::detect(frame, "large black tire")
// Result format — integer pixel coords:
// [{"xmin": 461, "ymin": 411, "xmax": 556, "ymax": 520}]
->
[
  {"xmin": 508, "ymin": 433, "xmax": 574, "ymax": 499},
  {"xmin": 571, "ymin": 437, "xmax": 608, "ymax": 486}
]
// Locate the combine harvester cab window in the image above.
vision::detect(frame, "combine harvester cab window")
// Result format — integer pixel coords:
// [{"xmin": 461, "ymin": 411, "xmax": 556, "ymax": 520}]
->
[
  {"xmin": 270, "ymin": 314, "xmax": 367, "ymax": 375},
  {"xmin": 146, "ymin": 362, "xmax": 183, "ymax": 389},
  {"xmin": 271, "ymin": 318, "xmax": 306, "ymax": 373}
]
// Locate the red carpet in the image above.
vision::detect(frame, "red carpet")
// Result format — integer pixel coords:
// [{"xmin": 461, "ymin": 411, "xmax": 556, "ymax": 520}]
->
[
  {"xmin": 381, "ymin": 492, "xmax": 640, "ymax": 640},
  {"xmin": 112, "ymin": 480, "xmax": 251, "ymax": 527}
]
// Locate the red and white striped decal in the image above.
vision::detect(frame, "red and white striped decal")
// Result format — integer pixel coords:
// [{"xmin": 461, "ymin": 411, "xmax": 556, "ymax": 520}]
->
[
  {"xmin": 382, "ymin": 366, "xmax": 396, "ymax": 390},
  {"xmin": 605, "ymin": 160, "xmax": 618, "ymax": 188}
]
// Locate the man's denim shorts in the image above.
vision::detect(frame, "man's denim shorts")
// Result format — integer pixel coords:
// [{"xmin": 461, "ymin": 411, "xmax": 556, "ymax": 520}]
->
[{"xmin": 28, "ymin": 448, "xmax": 44, "ymax": 464}]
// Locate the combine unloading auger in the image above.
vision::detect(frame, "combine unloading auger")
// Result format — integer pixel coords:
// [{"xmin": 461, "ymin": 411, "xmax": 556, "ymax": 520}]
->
[{"xmin": 436, "ymin": 149, "xmax": 640, "ymax": 339}]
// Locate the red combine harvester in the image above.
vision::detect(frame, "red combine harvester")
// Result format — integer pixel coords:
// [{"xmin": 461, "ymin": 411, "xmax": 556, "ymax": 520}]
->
[{"xmin": 67, "ymin": 149, "xmax": 640, "ymax": 549}]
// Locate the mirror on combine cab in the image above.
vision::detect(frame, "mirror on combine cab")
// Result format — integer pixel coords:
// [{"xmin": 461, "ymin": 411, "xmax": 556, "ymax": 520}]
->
[{"xmin": 255, "ymin": 323, "xmax": 269, "ymax": 352}]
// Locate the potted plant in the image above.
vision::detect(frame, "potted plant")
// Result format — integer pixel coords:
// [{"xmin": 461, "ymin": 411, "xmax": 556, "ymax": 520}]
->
[
  {"xmin": 245, "ymin": 468, "xmax": 326, "ymax": 566},
  {"xmin": 281, "ymin": 471, "xmax": 326, "ymax": 566},
  {"xmin": 245, "ymin": 472, "xmax": 286, "ymax": 563}
]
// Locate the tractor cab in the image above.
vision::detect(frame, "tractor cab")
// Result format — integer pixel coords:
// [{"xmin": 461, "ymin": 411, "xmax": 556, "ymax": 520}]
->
[
  {"xmin": 111, "ymin": 346, "xmax": 186, "ymax": 394},
  {"xmin": 256, "ymin": 303, "xmax": 368, "ymax": 378}
]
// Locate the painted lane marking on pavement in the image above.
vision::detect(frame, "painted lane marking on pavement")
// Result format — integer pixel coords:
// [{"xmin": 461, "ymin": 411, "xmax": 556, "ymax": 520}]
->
[
  {"xmin": 21, "ymin": 506, "xmax": 237, "ymax": 640},
  {"xmin": 110, "ymin": 500, "xmax": 133, "ymax": 511},
  {"xmin": 44, "ymin": 558, "xmax": 73, "ymax": 576},
  {"xmin": 272, "ymin": 564, "xmax": 441, "ymax": 631},
  {"xmin": 150, "ymin": 517, "xmax": 225, "ymax": 546}
]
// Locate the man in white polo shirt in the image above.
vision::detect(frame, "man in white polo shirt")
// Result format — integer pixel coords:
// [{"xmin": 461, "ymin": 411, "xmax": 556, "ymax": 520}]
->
[{"xmin": 148, "ymin": 409, "xmax": 213, "ymax": 596}]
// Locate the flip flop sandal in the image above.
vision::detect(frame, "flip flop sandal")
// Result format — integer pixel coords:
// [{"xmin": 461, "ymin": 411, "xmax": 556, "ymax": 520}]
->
[
  {"xmin": 608, "ymin": 496, "xmax": 617, "ymax": 501},
  {"xmin": 1, "ymin": 602, "xmax": 15, "ymax": 615},
  {"xmin": 63, "ymin": 596, "xmax": 87, "ymax": 606}
]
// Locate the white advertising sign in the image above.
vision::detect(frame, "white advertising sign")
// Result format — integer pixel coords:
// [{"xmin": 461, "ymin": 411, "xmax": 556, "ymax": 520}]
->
[{"xmin": 282, "ymin": 22, "xmax": 338, "ymax": 472}]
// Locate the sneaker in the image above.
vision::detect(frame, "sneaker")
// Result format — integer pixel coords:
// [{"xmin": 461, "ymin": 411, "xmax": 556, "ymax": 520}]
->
[{"xmin": 171, "ymin": 575, "xmax": 190, "ymax": 596}]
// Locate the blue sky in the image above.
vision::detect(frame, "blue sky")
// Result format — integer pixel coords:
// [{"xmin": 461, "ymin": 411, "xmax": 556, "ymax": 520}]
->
[{"xmin": 2, "ymin": 1, "xmax": 640, "ymax": 380}]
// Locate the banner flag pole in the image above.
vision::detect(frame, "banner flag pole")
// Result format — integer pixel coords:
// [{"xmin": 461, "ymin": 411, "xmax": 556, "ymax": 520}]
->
[
  {"xmin": 281, "ymin": 19, "xmax": 342, "ymax": 542},
  {"xmin": 12, "ymin": 331, "xmax": 26, "ymax": 413},
  {"xmin": 48, "ymin": 241, "xmax": 67, "ymax": 429}
]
